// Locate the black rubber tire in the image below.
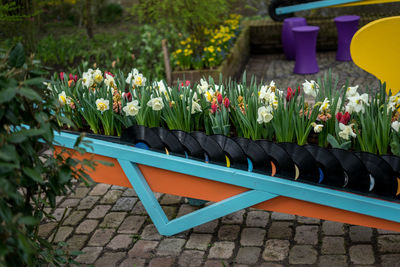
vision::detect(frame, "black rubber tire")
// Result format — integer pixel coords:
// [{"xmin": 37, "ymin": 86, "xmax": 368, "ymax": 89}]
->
[{"xmin": 268, "ymin": 0, "xmax": 295, "ymax": 21}]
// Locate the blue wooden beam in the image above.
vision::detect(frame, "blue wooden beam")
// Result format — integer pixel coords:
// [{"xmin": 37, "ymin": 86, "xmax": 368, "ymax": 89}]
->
[
  {"xmin": 276, "ymin": 0, "xmax": 363, "ymax": 15},
  {"xmin": 53, "ymin": 131, "xmax": 400, "ymax": 226}
]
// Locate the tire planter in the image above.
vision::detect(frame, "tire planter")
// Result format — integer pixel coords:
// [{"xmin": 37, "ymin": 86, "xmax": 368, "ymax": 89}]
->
[{"xmin": 53, "ymin": 128, "xmax": 400, "ymax": 235}]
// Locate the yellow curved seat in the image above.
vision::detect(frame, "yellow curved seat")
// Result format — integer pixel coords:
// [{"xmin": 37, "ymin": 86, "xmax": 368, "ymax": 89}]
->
[{"xmin": 350, "ymin": 16, "xmax": 400, "ymax": 95}]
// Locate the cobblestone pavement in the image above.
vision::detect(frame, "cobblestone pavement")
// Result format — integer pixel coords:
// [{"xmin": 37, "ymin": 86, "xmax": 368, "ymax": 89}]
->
[
  {"xmin": 244, "ymin": 52, "xmax": 381, "ymax": 94},
  {"xmin": 39, "ymin": 53, "xmax": 400, "ymax": 266}
]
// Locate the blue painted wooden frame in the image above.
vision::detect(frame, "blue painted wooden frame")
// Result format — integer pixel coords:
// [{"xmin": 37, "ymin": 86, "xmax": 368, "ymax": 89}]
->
[
  {"xmin": 54, "ymin": 130, "xmax": 400, "ymax": 235},
  {"xmin": 276, "ymin": 0, "xmax": 362, "ymax": 15}
]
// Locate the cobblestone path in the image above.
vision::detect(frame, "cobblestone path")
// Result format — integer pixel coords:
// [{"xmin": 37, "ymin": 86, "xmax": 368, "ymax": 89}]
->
[
  {"xmin": 244, "ymin": 52, "xmax": 381, "ymax": 94},
  {"xmin": 39, "ymin": 53, "xmax": 400, "ymax": 266}
]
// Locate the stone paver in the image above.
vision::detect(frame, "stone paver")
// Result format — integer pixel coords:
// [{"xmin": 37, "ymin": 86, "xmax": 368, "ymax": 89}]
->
[
  {"xmin": 156, "ymin": 238, "xmax": 186, "ymax": 256},
  {"xmin": 186, "ymin": 233, "xmax": 212, "ymax": 250},
  {"xmin": 118, "ymin": 215, "xmax": 146, "ymax": 234},
  {"xmin": 178, "ymin": 250, "xmax": 205, "ymax": 266},
  {"xmin": 246, "ymin": 210, "xmax": 269, "ymax": 227},
  {"xmin": 38, "ymin": 53, "xmax": 400, "ymax": 266},
  {"xmin": 289, "ymin": 245, "xmax": 318, "ymax": 265},
  {"xmin": 75, "ymin": 246, "xmax": 103, "ymax": 264},
  {"xmin": 294, "ymin": 225, "xmax": 319, "ymax": 245},
  {"xmin": 128, "ymin": 240, "xmax": 159, "ymax": 258},
  {"xmin": 321, "ymin": 236, "xmax": 346, "ymax": 254},
  {"xmin": 240, "ymin": 228, "xmax": 266, "ymax": 246},
  {"xmin": 262, "ymin": 239, "xmax": 290, "ymax": 261},
  {"xmin": 235, "ymin": 247, "xmax": 261, "ymax": 264},
  {"xmin": 350, "ymin": 225, "xmax": 373, "ymax": 242},
  {"xmin": 208, "ymin": 241, "xmax": 235, "ymax": 259},
  {"xmin": 349, "ymin": 244, "xmax": 375, "ymax": 264},
  {"xmin": 218, "ymin": 224, "xmax": 240, "ymax": 241},
  {"xmin": 94, "ymin": 251, "xmax": 125, "ymax": 267},
  {"xmin": 318, "ymin": 255, "xmax": 348, "ymax": 267},
  {"xmin": 107, "ymin": 234, "xmax": 132, "ymax": 250},
  {"xmin": 268, "ymin": 222, "xmax": 293, "ymax": 239}
]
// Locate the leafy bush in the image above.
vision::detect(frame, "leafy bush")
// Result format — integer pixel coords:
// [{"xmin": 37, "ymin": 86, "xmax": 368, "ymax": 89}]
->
[
  {"xmin": 0, "ymin": 43, "xmax": 95, "ymax": 266},
  {"xmin": 9, "ymin": 24, "xmax": 178, "ymax": 81},
  {"xmin": 97, "ymin": 3, "xmax": 124, "ymax": 24}
]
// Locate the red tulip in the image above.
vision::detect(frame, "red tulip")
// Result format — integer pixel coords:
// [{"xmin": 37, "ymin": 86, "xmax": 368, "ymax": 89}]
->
[
  {"xmin": 60, "ymin": 72, "xmax": 65, "ymax": 81},
  {"xmin": 223, "ymin": 97, "xmax": 230, "ymax": 108},
  {"xmin": 123, "ymin": 92, "xmax": 132, "ymax": 102},
  {"xmin": 104, "ymin": 71, "xmax": 114, "ymax": 78},
  {"xmin": 217, "ymin": 93, "xmax": 223, "ymax": 104},
  {"xmin": 185, "ymin": 80, "xmax": 190, "ymax": 87},
  {"xmin": 336, "ymin": 112, "xmax": 350, "ymax": 125},
  {"xmin": 211, "ymin": 102, "xmax": 218, "ymax": 114},
  {"xmin": 286, "ymin": 86, "xmax": 300, "ymax": 101},
  {"xmin": 69, "ymin": 73, "xmax": 78, "ymax": 82}
]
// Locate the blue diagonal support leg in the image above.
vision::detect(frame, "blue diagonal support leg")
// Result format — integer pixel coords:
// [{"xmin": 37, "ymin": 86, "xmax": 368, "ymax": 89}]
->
[{"xmin": 118, "ymin": 159, "xmax": 277, "ymax": 236}]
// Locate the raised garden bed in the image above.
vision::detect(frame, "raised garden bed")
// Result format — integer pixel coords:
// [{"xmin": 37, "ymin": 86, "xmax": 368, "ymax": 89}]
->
[
  {"xmin": 172, "ymin": 22, "xmax": 251, "ymax": 83},
  {"xmin": 53, "ymin": 129, "xmax": 400, "ymax": 235}
]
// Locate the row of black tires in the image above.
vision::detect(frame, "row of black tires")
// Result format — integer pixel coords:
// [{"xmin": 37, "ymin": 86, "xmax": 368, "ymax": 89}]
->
[{"xmin": 112, "ymin": 125, "xmax": 400, "ymax": 201}]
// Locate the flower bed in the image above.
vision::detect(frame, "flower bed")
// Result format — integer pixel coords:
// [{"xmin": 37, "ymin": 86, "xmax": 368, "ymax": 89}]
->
[
  {"xmin": 171, "ymin": 14, "xmax": 251, "ymax": 83},
  {"xmin": 46, "ymin": 67, "xmax": 400, "ymax": 233}
]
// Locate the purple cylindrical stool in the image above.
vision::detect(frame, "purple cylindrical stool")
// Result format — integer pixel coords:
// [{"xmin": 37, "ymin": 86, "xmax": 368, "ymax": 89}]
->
[
  {"xmin": 334, "ymin": 15, "xmax": 360, "ymax": 61},
  {"xmin": 282, "ymin": 17, "xmax": 307, "ymax": 60},
  {"xmin": 292, "ymin": 26, "xmax": 320, "ymax": 74}
]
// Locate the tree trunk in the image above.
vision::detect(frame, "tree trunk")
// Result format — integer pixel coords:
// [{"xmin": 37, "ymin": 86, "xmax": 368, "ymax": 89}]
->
[{"xmin": 85, "ymin": 0, "xmax": 93, "ymax": 39}]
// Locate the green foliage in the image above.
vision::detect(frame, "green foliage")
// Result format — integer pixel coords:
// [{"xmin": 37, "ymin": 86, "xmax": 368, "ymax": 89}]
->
[
  {"xmin": 97, "ymin": 3, "xmax": 124, "ymax": 24},
  {"xmin": 132, "ymin": 0, "xmax": 230, "ymax": 38},
  {"xmin": 0, "ymin": 43, "xmax": 95, "ymax": 266},
  {"xmin": 2, "ymin": 24, "xmax": 178, "ymax": 81}
]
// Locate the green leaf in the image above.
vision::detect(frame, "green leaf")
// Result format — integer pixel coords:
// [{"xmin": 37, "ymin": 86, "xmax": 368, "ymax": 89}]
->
[
  {"xmin": 23, "ymin": 167, "xmax": 44, "ymax": 183},
  {"xmin": 23, "ymin": 77, "xmax": 45, "ymax": 86},
  {"xmin": 18, "ymin": 87, "xmax": 43, "ymax": 101},
  {"xmin": 18, "ymin": 216, "xmax": 39, "ymax": 226},
  {"xmin": 0, "ymin": 87, "xmax": 17, "ymax": 103},
  {"xmin": 339, "ymin": 141, "xmax": 352, "ymax": 150},
  {"xmin": 8, "ymin": 42, "xmax": 25, "ymax": 68},
  {"xmin": 7, "ymin": 132, "xmax": 27, "ymax": 143},
  {"xmin": 327, "ymin": 134, "xmax": 340, "ymax": 148}
]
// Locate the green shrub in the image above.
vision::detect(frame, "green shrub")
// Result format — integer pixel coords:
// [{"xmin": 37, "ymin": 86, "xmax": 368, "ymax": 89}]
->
[
  {"xmin": 0, "ymin": 43, "xmax": 95, "ymax": 266},
  {"xmin": 97, "ymin": 3, "xmax": 124, "ymax": 24}
]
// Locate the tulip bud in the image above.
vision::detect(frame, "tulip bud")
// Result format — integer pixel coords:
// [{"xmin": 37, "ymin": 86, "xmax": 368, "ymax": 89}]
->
[{"xmin": 223, "ymin": 97, "xmax": 230, "ymax": 108}]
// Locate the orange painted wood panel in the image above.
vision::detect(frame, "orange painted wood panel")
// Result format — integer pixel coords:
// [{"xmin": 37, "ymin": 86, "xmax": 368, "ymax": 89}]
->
[{"xmin": 56, "ymin": 147, "xmax": 400, "ymax": 232}]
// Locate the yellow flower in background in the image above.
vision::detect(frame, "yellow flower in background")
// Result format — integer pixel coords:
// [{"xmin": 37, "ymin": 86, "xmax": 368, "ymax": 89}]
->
[
  {"xmin": 176, "ymin": 49, "xmax": 182, "ymax": 54},
  {"xmin": 180, "ymin": 41, "xmax": 186, "ymax": 45},
  {"xmin": 208, "ymin": 46, "xmax": 215, "ymax": 53}
]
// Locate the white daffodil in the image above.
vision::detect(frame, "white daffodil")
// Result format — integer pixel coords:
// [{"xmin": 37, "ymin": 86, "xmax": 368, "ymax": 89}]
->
[
  {"xmin": 388, "ymin": 93, "xmax": 400, "ymax": 111},
  {"xmin": 125, "ymin": 68, "xmax": 139, "ymax": 84},
  {"xmin": 258, "ymin": 85, "xmax": 268, "ymax": 102},
  {"xmin": 392, "ymin": 121, "xmax": 400, "ymax": 132},
  {"xmin": 204, "ymin": 89, "xmax": 215, "ymax": 102},
  {"xmin": 58, "ymin": 91, "xmax": 67, "ymax": 106},
  {"xmin": 257, "ymin": 106, "xmax": 273, "ymax": 124},
  {"xmin": 104, "ymin": 74, "xmax": 115, "ymax": 88},
  {"xmin": 93, "ymin": 69, "xmax": 103, "ymax": 84},
  {"xmin": 346, "ymin": 93, "xmax": 369, "ymax": 113},
  {"xmin": 43, "ymin": 82, "xmax": 53, "ymax": 91},
  {"xmin": 336, "ymin": 97, "xmax": 342, "ymax": 110},
  {"xmin": 338, "ymin": 123, "xmax": 356, "ymax": 140},
  {"xmin": 319, "ymin": 98, "xmax": 330, "ymax": 113},
  {"xmin": 197, "ymin": 78, "xmax": 209, "ymax": 93},
  {"xmin": 82, "ymin": 72, "xmax": 94, "ymax": 88},
  {"xmin": 190, "ymin": 101, "xmax": 202, "ymax": 114},
  {"xmin": 96, "ymin": 98, "xmax": 109, "ymax": 112},
  {"xmin": 147, "ymin": 97, "xmax": 164, "ymax": 111},
  {"xmin": 311, "ymin": 122, "xmax": 324, "ymax": 133},
  {"xmin": 134, "ymin": 73, "xmax": 146, "ymax": 87},
  {"xmin": 123, "ymin": 100, "xmax": 140, "ymax": 116},
  {"xmin": 237, "ymin": 84, "xmax": 243, "ymax": 94},
  {"xmin": 346, "ymin": 85, "xmax": 359, "ymax": 98},
  {"xmin": 302, "ymin": 80, "xmax": 319, "ymax": 98}
]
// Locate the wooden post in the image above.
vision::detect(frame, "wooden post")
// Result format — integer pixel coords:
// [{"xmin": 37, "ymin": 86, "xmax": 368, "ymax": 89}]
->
[{"xmin": 162, "ymin": 39, "xmax": 172, "ymax": 86}]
